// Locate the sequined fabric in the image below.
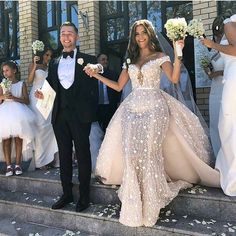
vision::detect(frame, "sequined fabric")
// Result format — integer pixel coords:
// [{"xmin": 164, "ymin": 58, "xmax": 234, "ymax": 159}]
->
[{"xmin": 95, "ymin": 56, "xmax": 219, "ymax": 227}]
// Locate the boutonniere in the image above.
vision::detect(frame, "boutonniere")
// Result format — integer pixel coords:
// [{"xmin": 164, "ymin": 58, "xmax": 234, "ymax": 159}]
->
[{"xmin": 77, "ymin": 58, "xmax": 84, "ymax": 66}]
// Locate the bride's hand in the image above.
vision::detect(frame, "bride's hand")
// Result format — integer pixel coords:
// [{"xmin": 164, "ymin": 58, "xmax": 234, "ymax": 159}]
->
[
  {"xmin": 174, "ymin": 39, "xmax": 185, "ymax": 50},
  {"xmin": 84, "ymin": 64, "xmax": 99, "ymax": 78}
]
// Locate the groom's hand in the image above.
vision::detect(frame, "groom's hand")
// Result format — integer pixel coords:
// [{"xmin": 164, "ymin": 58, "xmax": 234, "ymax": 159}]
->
[{"xmin": 35, "ymin": 89, "xmax": 44, "ymax": 99}]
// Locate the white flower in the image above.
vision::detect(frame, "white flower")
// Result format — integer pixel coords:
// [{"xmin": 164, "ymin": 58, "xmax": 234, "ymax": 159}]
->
[
  {"xmin": 200, "ymin": 55, "xmax": 212, "ymax": 69},
  {"xmin": 0, "ymin": 78, "xmax": 12, "ymax": 94},
  {"xmin": 164, "ymin": 18, "xmax": 187, "ymax": 41},
  {"xmin": 32, "ymin": 40, "xmax": 44, "ymax": 54},
  {"xmin": 126, "ymin": 58, "xmax": 131, "ymax": 64},
  {"xmin": 187, "ymin": 19, "xmax": 205, "ymax": 38},
  {"xmin": 77, "ymin": 58, "xmax": 84, "ymax": 65}
]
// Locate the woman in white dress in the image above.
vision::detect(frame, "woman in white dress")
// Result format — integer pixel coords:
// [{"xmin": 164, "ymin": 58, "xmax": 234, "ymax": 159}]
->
[
  {"xmin": 0, "ymin": 61, "xmax": 36, "ymax": 176},
  {"xmin": 85, "ymin": 19, "xmax": 220, "ymax": 227},
  {"xmin": 205, "ymin": 16, "xmax": 224, "ymax": 158},
  {"xmin": 201, "ymin": 14, "xmax": 236, "ymax": 196},
  {"xmin": 28, "ymin": 47, "xmax": 58, "ymax": 170}
]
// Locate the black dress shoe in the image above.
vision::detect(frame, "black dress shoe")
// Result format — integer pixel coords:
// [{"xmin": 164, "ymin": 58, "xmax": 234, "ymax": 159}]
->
[
  {"xmin": 51, "ymin": 195, "xmax": 73, "ymax": 209},
  {"xmin": 75, "ymin": 201, "xmax": 89, "ymax": 212}
]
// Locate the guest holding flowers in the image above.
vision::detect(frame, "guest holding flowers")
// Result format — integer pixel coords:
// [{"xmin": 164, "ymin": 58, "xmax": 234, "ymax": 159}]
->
[
  {"xmin": 201, "ymin": 12, "xmax": 236, "ymax": 196},
  {"xmin": 28, "ymin": 43, "xmax": 59, "ymax": 170},
  {"xmin": 203, "ymin": 16, "xmax": 224, "ymax": 158}
]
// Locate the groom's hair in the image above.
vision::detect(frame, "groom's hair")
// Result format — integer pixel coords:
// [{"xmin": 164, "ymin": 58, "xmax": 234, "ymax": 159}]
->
[{"xmin": 60, "ymin": 21, "xmax": 78, "ymax": 34}]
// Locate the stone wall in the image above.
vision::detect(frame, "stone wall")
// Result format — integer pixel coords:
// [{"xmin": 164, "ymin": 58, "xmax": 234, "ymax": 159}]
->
[
  {"xmin": 193, "ymin": 1, "xmax": 218, "ymax": 122},
  {"xmin": 18, "ymin": 0, "xmax": 39, "ymax": 81}
]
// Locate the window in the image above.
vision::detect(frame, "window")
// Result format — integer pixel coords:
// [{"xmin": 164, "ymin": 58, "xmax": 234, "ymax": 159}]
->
[
  {"xmin": 99, "ymin": 1, "xmax": 193, "ymax": 79},
  {"xmin": 218, "ymin": 1, "xmax": 236, "ymax": 15},
  {"xmin": 0, "ymin": 1, "xmax": 19, "ymax": 63},
  {"xmin": 38, "ymin": 1, "xmax": 78, "ymax": 53}
]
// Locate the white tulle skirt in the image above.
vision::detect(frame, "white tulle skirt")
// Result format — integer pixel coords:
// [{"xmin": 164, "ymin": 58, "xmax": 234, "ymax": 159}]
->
[{"xmin": 0, "ymin": 100, "xmax": 36, "ymax": 163}]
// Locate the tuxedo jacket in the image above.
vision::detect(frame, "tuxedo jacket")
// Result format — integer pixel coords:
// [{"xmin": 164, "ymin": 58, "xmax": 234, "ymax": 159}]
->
[{"xmin": 46, "ymin": 50, "xmax": 98, "ymax": 125}]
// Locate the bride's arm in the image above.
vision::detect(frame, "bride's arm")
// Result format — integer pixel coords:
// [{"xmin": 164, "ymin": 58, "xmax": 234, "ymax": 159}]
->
[
  {"xmin": 84, "ymin": 68, "xmax": 130, "ymax": 92},
  {"xmin": 161, "ymin": 59, "xmax": 182, "ymax": 84},
  {"xmin": 160, "ymin": 40, "xmax": 183, "ymax": 84}
]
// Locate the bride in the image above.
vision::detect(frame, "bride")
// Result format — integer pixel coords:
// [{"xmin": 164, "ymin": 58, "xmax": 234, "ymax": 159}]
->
[
  {"xmin": 85, "ymin": 19, "xmax": 220, "ymax": 227},
  {"xmin": 201, "ymin": 14, "xmax": 236, "ymax": 196}
]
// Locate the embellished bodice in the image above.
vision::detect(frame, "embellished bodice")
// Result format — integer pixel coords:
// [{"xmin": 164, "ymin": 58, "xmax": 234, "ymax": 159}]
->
[{"xmin": 126, "ymin": 56, "xmax": 170, "ymax": 90}]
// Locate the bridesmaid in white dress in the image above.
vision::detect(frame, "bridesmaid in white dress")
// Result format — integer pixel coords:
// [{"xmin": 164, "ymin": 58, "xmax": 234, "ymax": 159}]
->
[
  {"xmin": 28, "ymin": 47, "xmax": 58, "ymax": 170},
  {"xmin": 205, "ymin": 16, "xmax": 224, "ymax": 158},
  {"xmin": 201, "ymin": 14, "xmax": 236, "ymax": 196},
  {"xmin": 85, "ymin": 20, "xmax": 220, "ymax": 227}
]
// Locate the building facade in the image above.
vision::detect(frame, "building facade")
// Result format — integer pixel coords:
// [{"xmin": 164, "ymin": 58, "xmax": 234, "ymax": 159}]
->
[{"xmin": 0, "ymin": 0, "xmax": 235, "ymax": 122}]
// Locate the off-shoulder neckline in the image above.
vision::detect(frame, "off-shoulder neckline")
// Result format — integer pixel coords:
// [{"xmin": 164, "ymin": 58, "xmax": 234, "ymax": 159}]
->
[{"xmin": 132, "ymin": 56, "xmax": 169, "ymax": 70}]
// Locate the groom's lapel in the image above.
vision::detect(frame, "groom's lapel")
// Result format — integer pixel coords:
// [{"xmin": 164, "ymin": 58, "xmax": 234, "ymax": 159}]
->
[{"xmin": 74, "ymin": 51, "xmax": 84, "ymax": 81}]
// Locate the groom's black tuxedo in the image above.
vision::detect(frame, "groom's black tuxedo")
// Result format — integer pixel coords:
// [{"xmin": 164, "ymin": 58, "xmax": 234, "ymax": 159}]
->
[{"xmin": 46, "ymin": 49, "xmax": 98, "ymax": 205}]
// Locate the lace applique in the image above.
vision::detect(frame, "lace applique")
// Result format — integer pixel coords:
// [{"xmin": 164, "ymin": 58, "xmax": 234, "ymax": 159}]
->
[{"xmin": 158, "ymin": 55, "xmax": 171, "ymax": 66}]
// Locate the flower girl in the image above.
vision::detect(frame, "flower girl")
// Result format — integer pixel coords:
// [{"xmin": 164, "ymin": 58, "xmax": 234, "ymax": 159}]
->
[{"xmin": 0, "ymin": 61, "xmax": 35, "ymax": 176}]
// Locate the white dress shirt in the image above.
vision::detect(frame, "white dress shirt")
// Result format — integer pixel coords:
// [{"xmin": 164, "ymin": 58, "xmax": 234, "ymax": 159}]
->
[{"xmin": 58, "ymin": 48, "xmax": 77, "ymax": 89}]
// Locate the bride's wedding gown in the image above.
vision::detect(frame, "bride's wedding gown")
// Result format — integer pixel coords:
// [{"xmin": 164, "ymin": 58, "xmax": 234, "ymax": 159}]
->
[
  {"xmin": 95, "ymin": 56, "xmax": 220, "ymax": 227},
  {"xmin": 215, "ymin": 38, "xmax": 236, "ymax": 196}
]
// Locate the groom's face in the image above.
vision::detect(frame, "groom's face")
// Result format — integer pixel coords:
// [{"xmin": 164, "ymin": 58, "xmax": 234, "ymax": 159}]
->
[{"xmin": 60, "ymin": 26, "xmax": 78, "ymax": 51}]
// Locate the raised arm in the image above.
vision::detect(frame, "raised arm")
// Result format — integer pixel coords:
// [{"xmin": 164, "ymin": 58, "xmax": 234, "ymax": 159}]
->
[
  {"xmin": 27, "ymin": 56, "xmax": 39, "ymax": 84},
  {"xmin": 84, "ymin": 67, "xmax": 130, "ymax": 92},
  {"xmin": 201, "ymin": 23, "xmax": 236, "ymax": 57},
  {"xmin": 159, "ymin": 40, "xmax": 183, "ymax": 84}
]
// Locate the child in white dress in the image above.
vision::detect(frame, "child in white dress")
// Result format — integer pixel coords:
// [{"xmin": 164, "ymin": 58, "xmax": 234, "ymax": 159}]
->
[{"xmin": 0, "ymin": 61, "xmax": 35, "ymax": 176}]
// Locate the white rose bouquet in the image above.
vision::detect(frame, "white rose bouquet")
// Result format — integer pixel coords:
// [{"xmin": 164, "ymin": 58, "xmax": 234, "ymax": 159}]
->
[
  {"xmin": 32, "ymin": 40, "xmax": 45, "ymax": 64},
  {"xmin": 187, "ymin": 19, "xmax": 205, "ymax": 38},
  {"xmin": 0, "ymin": 78, "xmax": 12, "ymax": 94},
  {"xmin": 164, "ymin": 18, "xmax": 187, "ymax": 59}
]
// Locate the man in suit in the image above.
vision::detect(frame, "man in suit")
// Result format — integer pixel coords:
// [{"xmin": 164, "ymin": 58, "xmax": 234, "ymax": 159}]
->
[
  {"xmin": 96, "ymin": 53, "xmax": 121, "ymax": 132},
  {"xmin": 36, "ymin": 22, "xmax": 102, "ymax": 212}
]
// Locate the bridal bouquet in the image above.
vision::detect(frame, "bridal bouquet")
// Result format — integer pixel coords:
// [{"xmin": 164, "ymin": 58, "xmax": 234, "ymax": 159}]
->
[
  {"xmin": 187, "ymin": 19, "xmax": 205, "ymax": 38},
  {"xmin": 164, "ymin": 18, "xmax": 187, "ymax": 59},
  {"xmin": 0, "ymin": 78, "xmax": 12, "ymax": 94},
  {"xmin": 200, "ymin": 55, "xmax": 213, "ymax": 75},
  {"xmin": 32, "ymin": 40, "xmax": 45, "ymax": 64}
]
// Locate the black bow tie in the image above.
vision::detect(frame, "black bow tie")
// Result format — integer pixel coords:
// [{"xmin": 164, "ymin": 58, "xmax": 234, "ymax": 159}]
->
[{"xmin": 62, "ymin": 51, "xmax": 74, "ymax": 58}]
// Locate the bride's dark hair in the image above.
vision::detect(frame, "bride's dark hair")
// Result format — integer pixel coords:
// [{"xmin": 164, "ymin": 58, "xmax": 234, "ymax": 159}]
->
[{"xmin": 126, "ymin": 19, "xmax": 162, "ymax": 64}]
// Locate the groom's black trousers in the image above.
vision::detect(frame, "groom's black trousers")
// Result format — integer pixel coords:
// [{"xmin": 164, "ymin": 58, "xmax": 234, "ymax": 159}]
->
[{"xmin": 53, "ymin": 108, "xmax": 91, "ymax": 203}]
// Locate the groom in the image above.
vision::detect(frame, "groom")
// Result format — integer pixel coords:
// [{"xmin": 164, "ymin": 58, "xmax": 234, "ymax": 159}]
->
[{"xmin": 36, "ymin": 22, "xmax": 101, "ymax": 212}]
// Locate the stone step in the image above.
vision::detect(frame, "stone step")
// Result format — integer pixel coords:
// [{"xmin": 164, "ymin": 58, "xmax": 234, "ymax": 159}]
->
[
  {"xmin": 0, "ymin": 169, "xmax": 236, "ymax": 222},
  {"xmin": 0, "ymin": 217, "xmax": 92, "ymax": 236},
  {"xmin": 0, "ymin": 189, "xmax": 236, "ymax": 236}
]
